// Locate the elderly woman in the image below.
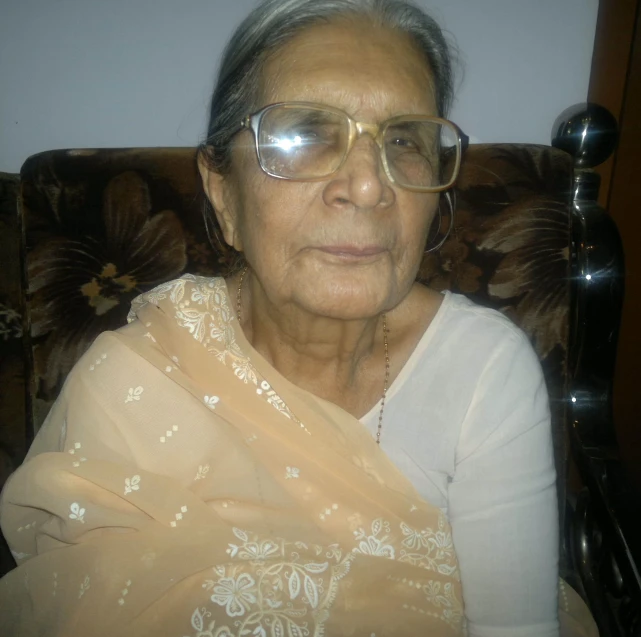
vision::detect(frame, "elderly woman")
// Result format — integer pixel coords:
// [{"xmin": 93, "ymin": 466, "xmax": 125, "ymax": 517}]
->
[{"xmin": 0, "ymin": 0, "xmax": 596, "ymax": 635}]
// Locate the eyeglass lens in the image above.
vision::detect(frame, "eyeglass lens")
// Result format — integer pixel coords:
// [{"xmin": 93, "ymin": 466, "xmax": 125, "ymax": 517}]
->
[{"xmin": 256, "ymin": 105, "xmax": 458, "ymax": 189}]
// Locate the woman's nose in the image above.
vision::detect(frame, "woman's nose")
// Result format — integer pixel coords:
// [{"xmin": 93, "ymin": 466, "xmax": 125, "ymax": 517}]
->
[{"xmin": 322, "ymin": 136, "xmax": 394, "ymax": 211}]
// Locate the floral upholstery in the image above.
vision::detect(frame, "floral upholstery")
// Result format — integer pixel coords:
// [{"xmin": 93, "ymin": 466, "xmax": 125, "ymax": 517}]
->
[
  {"xmin": 0, "ymin": 173, "xmax": 26, "ymax": 489},
  {"xmin": 0, "ymin": 172, "xmax": 26, "ymax": 575},
  {"xmin": 4, "ymin": 144, "xmax": 573, "ymax": 575}
]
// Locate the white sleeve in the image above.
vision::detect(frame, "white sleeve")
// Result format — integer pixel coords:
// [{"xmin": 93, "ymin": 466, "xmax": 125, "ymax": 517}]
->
[{"xmin": 448, "ymin": 330, "xmax": 560, "ymax": 637}]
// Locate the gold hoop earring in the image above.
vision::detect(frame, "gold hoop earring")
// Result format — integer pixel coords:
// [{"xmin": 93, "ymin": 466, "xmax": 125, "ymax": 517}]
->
[{"xmin": 425, "ymin": 191, "xmax": 455, "ymax": 253}]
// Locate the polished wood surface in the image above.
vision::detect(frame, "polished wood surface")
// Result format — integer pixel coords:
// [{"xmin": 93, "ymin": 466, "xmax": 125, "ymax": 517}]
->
[{"xmin": 589, "ymin": 0, "xmax": 641, "ymax": 492}]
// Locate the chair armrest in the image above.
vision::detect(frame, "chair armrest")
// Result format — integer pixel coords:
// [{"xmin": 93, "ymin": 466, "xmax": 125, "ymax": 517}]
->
[
  {"xmin": 569, "ymin": 170, "xmax": 641, "ymax": 635},
  {"xmin": 569, "ymin": 428, "xmax": 641, "ymax": 636}
]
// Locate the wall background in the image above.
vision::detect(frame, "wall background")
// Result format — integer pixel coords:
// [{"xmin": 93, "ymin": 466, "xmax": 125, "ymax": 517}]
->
[{"xmin": 0, "ymin": 0, "xmax": 599, "ymax": 173}]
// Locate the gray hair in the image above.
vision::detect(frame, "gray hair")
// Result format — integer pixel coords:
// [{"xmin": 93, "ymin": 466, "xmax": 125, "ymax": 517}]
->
[{"xmin": 199, "ymin": 0, "xmax": 457, "ymax": 175}]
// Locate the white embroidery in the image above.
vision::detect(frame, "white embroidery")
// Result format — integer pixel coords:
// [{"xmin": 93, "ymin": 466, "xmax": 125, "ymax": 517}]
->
[
  {"xmin": 204, "ymin": 395, "xmax": 220, "ymax": 410},
  {"xmin": 160, "ymin": 424, "xmax": 179, "ymax": 443},
  {"xmin": 398, "ymin": 513, "xmax": 458, "ymax": 577},
  {"xmin": 68, "ymin": 442, "xmax": 81, "ymax": 455},
  {"xmin": 184, "ymin": 607, "xmax": 232, "ymax": 637},
  {"xmin": 139, "ymin": 277, "xmax": 310, "ymax": 433},
  {"xmin": 17, "ymin": 522, "xmax": 36, "ymax": 533},
  {"xmin": 255, "ymin": 380, "xmax": 271, "ymax": 395},
  {"xmin": 143, "ymin": 332, "xmax": 157, "ymax": 343},
  {"xmin": 319, "ymin": 503, "xmax": 339, "ymax": 521},
  {"xmin": 200, "ymin": 526, "xmax": 352, "ymax": 634},
  {"xmin": 195, "ymin": 465, "xmax": 210, "ymax": 481},
  {"xmin": 10, "ymin": 550, "xmax": 30, "ymax": 561},
  {"xmin": 78, "ymin": 575, "xmax": 90, "ymax": 599},
  {"xmin": 210, "ymin": 574, "xmax": 257, "ymax": 617},
  {"xmin": 69, "ymin": 502, "xmax": 86, "ymax": 524},
  {"xmin": 352, "ymin": 519, "xmax": 395, "ymax": 559},
  {"xmin": 89, "ymin": 353, "xmax": 107, "ymax": 371},
  {"xmin": 170, "ymin": 505, "xmax": 188, "ymax": 528},
  {"xmin": 285, "ymin": 467, "xmax": 300, "ymax": 480},
  {"xmin": 124, "ymin": 475, "xmax": 141, "ymax": 495},
  {"xmin": 118, "ymin": 579, "xmax": 132, "ymax": 606},
  {"xmin": 226, "ymin": 528, "xmax": 280, "ymax": 561},
  {"xmin": 125, "ymin": 386, "xmax": 144, "ymax": 403},
  {"xmin": 141, "ymin": 550, "xmax": 156, "ymax": 569}
]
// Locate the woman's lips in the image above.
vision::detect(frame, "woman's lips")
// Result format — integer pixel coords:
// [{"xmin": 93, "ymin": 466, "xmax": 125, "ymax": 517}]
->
[{"xmin": 316, "ymin": 245, "xmax": 386, "ymax": 257}]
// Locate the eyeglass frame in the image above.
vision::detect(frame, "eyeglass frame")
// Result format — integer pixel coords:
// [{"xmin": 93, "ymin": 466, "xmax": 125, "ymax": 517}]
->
[{"xmin": 235, "ymin": 101, "xmax": 469, "ymax": 193}]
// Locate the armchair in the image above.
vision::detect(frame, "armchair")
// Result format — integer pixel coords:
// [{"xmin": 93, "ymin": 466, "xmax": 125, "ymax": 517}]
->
[{"xmin": 0, "ymin": 107, "xmax": 638, "ymax": 635}]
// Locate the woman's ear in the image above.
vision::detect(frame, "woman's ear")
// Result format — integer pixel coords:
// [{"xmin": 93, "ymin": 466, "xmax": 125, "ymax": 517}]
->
[{"xmin": 197, "ymin": 153, "xmax": 244, "ymax": 252}]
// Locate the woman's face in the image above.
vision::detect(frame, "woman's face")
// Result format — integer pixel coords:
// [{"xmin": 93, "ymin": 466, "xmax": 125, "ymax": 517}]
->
[{"xmin": 203, "ymin": 20, "xmax": 440, "ymax": 320}]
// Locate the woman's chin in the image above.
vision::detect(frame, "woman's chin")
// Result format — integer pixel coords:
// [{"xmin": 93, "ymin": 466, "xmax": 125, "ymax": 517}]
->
[{"xmin": 289, "ymin": 274, "xmax": 399, "ymax": 321}]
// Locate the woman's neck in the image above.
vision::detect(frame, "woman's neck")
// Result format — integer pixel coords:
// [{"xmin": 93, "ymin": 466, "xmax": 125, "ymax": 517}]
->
[{"xmin": 239, "ymin": 271, "xmax": 384, "ymax": 396}]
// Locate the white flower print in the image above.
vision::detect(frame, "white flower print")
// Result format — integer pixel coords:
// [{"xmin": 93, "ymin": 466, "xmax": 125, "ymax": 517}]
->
[
  {"xmin": 285, "ymin": 467, "xmax": 300, "ymax": 480},
  {"xmin": 78, "ymin": 575, "xmax": 90, "ymax": 598},
  {"xmin": 210, "ymin": 573, "xmax": 257, "ymax": 617},
  {"xmin": 195, "ymin": 464, "xmax": 210, "ymax": 481},
  {"xmin": 400, "ymin": 522, "xmax": 433, "ymax": 550},
  {"xmin": 232, "ymin": 358, "xmax": 258, "ymax": 385},
  {"xmin": 423, "ymin": 580, "xmax": 453, "ymax": 608},
  {"xmin": 398, "ymin": 513, "xmax": 458, "ymax": 577},
  {"xmin": 69, "ymin": 502, "xmax": 86, "ymax": 524},
  {"xmin": 204, "ymin": 395, "xmax": 220, "ymax": 410},
  {"xmin": 226, "ymin": 528, "xmax": 281, "ymax": 561},
  {"xmin": 353, "ymin": 519, "xmax": 395, "ymax": 559},
  {"xmin": 125, "ymin": 386, "xmax": 144, "ymax": 404},
  {"xmin": 124, "ymin": 475, "xmax": 141, "ymax": 496},
  {"xmin": 184, "ymin": 607, "xmax": 233, "ymax": 637}
]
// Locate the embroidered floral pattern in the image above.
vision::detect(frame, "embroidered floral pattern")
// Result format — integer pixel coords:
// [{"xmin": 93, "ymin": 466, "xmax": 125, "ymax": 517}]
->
[
  {"xmin": 183, "ymin": 607, "xmax": 233, "ymax": 637},
  {"xmin": 27, "ymin": 169, "xmax": 188, "ymax": 408},
  {"xmin": 130, "ymin": 277, "xmax": 311, "ymax": 434},
  {"xmin": 195, "ymin": 465, "xmax": 210, "ymax": 481},
  {"xmin": 211, "ymin": 573, "xmax": 257, "ymax": 617},
  {"xmin": 199, "ymin": 527, "xmax": 353, "ymax": 636},
  {"xmin": 78, "ymin": 575, "xmax": 90, "ymax": 599},
  {"xmin": 69, "ymin": 502, "xmax": 86, "ymax": 524},
  {"xmin": 124, "ymin": 475, "xmax": 141, "ymax": 496},
  {"xmin": 204, "ymin": 396, "xmax": 220, "ymax": 410},
  {"xmin": 285, "ymin": 467, "xmax": 300, "ymax": 480},
  {"xmin": 398, "ymin": 513, "xmax": 458, "ymax": 578},
  {"xmin": 352, "ymin": 518, "xmax": 395, "ymax": 559},
  {"xmin": 125, "ymin": 386, "xmax": 144, "ymax": 404}
]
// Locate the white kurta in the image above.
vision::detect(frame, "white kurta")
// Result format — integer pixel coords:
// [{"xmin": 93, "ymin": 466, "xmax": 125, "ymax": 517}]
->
[{"xmin": 361, "ymin": 291, "xmax": 560, "ymax": 637}]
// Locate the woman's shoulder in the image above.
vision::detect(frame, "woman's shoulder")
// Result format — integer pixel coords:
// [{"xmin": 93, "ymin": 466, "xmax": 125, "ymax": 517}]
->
[
  {"xmin": 126, "ymin": 274, "xmax": 228, "ymax": 321},
  {"xmin": 405, "ymin": 286, "xmax": 542, "ymax": 386},
  {"xmin": 434, "ymin": 290, "xmax": 532, "ymax": 349}
]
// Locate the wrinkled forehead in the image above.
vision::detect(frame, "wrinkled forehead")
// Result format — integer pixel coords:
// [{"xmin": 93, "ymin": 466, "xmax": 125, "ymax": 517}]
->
[{"xmin": 257, "ymin": 19, "xmax": 438, "ymax": 120}]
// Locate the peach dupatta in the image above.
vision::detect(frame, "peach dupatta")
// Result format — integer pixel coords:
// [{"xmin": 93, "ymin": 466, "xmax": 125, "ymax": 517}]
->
[{"xmin": 0, "ymin": 276, "xmax": 464, "ymax": 636}]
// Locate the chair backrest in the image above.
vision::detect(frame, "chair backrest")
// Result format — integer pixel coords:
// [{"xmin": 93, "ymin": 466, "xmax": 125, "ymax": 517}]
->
[{"xmin": 18, "ymin": 144, "xmax": 574, "ymax": 560}]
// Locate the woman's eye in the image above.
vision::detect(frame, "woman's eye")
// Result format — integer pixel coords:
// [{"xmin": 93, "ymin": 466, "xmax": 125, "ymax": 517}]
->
[{"xmin": 390, "ymin": 136, "xmax": 419, "ymax": 149}]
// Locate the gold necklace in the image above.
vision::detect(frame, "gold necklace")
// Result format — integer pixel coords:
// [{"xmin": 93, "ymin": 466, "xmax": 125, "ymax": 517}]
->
[{"xmin": 236, "ymin": 266, "xmax": 390, "ymax": 444}]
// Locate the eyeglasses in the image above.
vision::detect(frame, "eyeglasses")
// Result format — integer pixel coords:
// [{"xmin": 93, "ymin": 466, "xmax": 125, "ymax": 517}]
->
[{"xmin": 237, "ymin": 102, "xmax": 467, "ymax": 192}]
